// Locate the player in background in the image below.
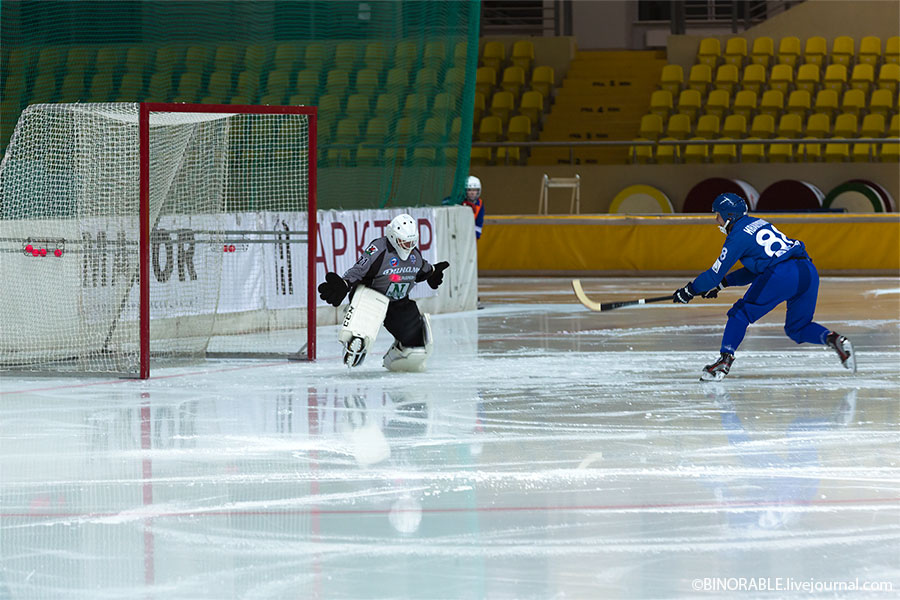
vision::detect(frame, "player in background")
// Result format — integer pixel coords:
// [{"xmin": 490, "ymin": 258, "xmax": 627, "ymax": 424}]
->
[
  {"xmin": 318, "ymin": 214, "xmax": 449, "ymax": 372},
  {"xmin": 673, "ymin": 193, "xmax": 855, "ymax": 381},
  {"xmin": 463, "ymin": 175, "xmax": 484, "ymax": 241}
]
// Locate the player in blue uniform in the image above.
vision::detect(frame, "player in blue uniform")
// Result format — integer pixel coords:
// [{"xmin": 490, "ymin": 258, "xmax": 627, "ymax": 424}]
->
[{"xmin": 673, "ymin": 193, "xmax": 856, "ymax": 381}]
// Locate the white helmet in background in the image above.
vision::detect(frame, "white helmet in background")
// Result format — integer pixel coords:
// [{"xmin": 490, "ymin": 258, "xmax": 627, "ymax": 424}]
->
[
  {"xmin": 386, "ymin": 213, "xmax": 418, "ymax": 260},
  {"xmin": 465, "ymin": 175, "xmax": 481, "ymax": 195}
]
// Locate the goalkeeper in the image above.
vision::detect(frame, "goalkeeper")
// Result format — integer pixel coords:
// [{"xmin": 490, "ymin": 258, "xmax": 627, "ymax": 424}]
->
[{"xmin": 318, "ymin": 214, "xmax": 449, "ymax": 372}]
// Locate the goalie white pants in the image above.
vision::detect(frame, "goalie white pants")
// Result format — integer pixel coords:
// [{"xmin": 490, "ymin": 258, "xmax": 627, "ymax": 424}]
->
[{"xmin": 339, "ymin": 293, "xmax": 432, "ymax": 371}]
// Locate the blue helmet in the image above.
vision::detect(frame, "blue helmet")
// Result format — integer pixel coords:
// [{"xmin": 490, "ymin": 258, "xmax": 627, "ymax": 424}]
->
[{"xmin": 712, "ymin": 193, "xmax": 748, "ymax": 225}]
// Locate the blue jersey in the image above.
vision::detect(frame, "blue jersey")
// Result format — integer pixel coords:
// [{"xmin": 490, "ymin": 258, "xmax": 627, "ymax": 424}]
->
[{"xmin": 692, "ymin": 215, "xmax": 809, "ymax": 293}]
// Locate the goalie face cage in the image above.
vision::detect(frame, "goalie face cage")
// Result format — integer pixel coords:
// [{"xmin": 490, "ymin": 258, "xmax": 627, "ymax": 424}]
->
[{"xmin": 0, "ymin": 103, "xmax": 317, "ymax": 379}]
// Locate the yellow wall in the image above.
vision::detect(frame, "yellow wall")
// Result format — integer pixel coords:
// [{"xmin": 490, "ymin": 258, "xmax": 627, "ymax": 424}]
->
[{"xmin": 478, "ymin": 214, "xmax": 900, "ymax": 275}]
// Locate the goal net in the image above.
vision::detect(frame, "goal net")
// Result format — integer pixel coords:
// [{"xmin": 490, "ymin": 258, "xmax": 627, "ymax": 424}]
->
[{"xmin": 0, "ymin": 102, "xmax": 317, "ymax": 378}]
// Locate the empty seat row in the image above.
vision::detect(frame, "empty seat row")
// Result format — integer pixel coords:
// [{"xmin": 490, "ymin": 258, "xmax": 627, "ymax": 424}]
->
[
  {"xmin": 480, "ymin": 40, "xmax": 536, "ymax": 73},
  {"xmin": 697, "ymin": 35, "xmax": 900, "ymax": 69}
]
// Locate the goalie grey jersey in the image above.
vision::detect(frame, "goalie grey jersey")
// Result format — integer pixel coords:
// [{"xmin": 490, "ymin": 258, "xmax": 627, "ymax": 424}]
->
[{"xmin": 342, "ymin": 237, "xmax": 433, "ymax": 301}]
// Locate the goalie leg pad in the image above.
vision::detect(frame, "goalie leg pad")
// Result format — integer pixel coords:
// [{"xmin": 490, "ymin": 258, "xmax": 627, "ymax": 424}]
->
[
  {"xmin": 383, "ymin": 313, "xmax": 433, "ymax": 372},
  {"xmin": 338, "ymin": 285, "xmax": 390, "ymax": 367}
]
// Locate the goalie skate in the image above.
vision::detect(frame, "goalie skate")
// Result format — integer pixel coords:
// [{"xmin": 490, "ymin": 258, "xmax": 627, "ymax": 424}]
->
[
  {"xmin": 826, "ymin": 332, "xmax": 856, "ymax": 373},
  {"xmin": 338, "ymin": 285, "xmax": 390, "ymax": 368}
]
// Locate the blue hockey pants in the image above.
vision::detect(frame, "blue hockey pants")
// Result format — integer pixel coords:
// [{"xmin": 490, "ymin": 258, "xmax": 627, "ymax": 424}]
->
[{"xmin": 720, "ymin": 258, "xmax": 830, "ymax": 355}]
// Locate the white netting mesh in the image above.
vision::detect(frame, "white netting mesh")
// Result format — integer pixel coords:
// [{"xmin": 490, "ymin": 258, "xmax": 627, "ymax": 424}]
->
[{"xmin": 0, "ymin": 103, "xmax": 312, "ymax": 375}]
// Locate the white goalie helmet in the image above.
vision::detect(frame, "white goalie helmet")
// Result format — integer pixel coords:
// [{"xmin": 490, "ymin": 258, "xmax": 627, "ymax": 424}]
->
[
  {"xmin": 386, "ymin": 213, "xmax": 418, "ymax": 260},
  {"xmin": 465, "ymin": 175, "xmax": 481, "ymax": 194}
]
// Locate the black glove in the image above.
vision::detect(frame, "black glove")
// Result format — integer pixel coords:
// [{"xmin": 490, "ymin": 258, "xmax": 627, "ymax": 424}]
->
[
  {"xmin": 426, "ymin": 261, "xmax": 449, "ymax": 290},
  {"xmin": 318, "ymin": 272, "xmax": 349, "ymax": 307},
  {"xmin": 673, "ymin": 282, "xmax": 695, "ymax": 304},
  {"xmin": 702, "ymin": 280, "xmax": 728, "ymax": 299}
]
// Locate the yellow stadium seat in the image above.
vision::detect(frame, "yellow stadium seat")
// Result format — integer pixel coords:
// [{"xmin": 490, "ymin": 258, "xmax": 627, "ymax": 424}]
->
[
  {"xmin": 830, "ymin": 36, "xmax": 855, "ymax": 67},
  {"xmin": 860, "ymin": 113, "xmax": 886, "ymax": 137},
  {"xmin": 489, "ymin": 91, "xmax": 514, "ymax": 126},
  {"xmin": 787, "ymin": 90, "xmax": 811, "ymax": 117},
  {"xmin": 304, "ymin": 43, "xmax": 330, "ymax": 71},
  {"xmin": 688, "ymin": 64, "xmax": 711, "ymax": 95},
  {"xmin": 393, "ymin": 41, "xmax": 418, "ymax": 70},
  {"xmin": 501, "ymin": 66, "xmax": 526, "ymax": 99},
  {"xmin": 676, "ymin": 89, "xmax": 702, "ymax": 120},
  {"xmin": 714, "ymin": 64, "xmax": 739, "ymax": 94},
  {"xmin": 3, "ymin": 73, "xmax": 26, "ymax": 103},
  {"xmin": 482, "ymin": 41, "xmax": 506, "ymax": 71},
  {"xmin": 777, "ymin": 36, "xmax": 802, "ymax": 66},
  {"xmin": 364, "ymin": 117, "xmax": 389, "ymax": 143},
  {"xmin": 697, "ymin": 38, "xmax": 721, "ymax": 67},
  {"xmin": 403, "ymin": 92, "xmax": 428, "ymax": 119},
  {"xmin": 147, "ymin": 71, "xmax": 173, "ymax": 100},
  {"xmin": 354, "ymin": 69, "xmax": 379, "ymax": 96},
  {"xmin": 778, "ymin": 113, "xmax": 803, "ymax": 138},
  {"xmin": 751, "ymin": 37, "xmax": 774, "ymax": 66},
  {"xmin": 243, "ymin": 45, "xmax": 268, "ymax": 71},
  {"xmin": 153, "ymin": 46, "xmax": 182, "ymax": 74},
  {"xmin": 660, "ymin": 64, "xmax": 684, "ymax": 95},
  {"xmin": 478, "ymin": 116, "xmax": 502, "ymax": 142},
  {"xmin": 882, "ymin": 114, "xmax": 900, "ymax": 161},
  {"xmin": 423, "ymin": 41, "xmax": 446, "ymax": 70},
  {"xmin": 799, "ymin": 138, "xmax": 823, "ymax": 162},
  {"xmin": 116, "ymin": 72, "xmax": 143, "ymax": 99},
  {"xmin": 733, "ymin": 90, "xmax": 759, "ymax": 119},
  {"xmin": 453, "ymin": 42, "xmax": 469, "ymax": 66},
  {"xmin": 750, "ymin": 114, "xmax": 775, "ymax": 138},
  {"xmin": 712, "ymin": 139, "xmax": 737, "ymax": 163},
  {"xmin": 724, "ymin": 37, "xmax": 748, "ymax": 66},
  {"xmin": 833, "ymin": 113, "xmax": 858, "ymax": 137},
  {"xmin": 430, "ymin": 92, "xmax": 454, "ymax": 120},
  {"xmin": 318, "ymin": 93, "xmax": 342, "ymax": 121},
  {"xmin": 264, "ymin": 70, "xmax": 290, "ymax": 98},
  {"xmin": 88, "ymin": 72, "xmax": 114, "ymax": 101},
  {"xmin": 705, "ymin": 89, "xmax": 730, "ymax": 120},
  {"xmin": 326, "ymin": 70, "xmax": 350, "ymax": 97},
  {"xmin": 639, "ymin": 114, "xmax": 664, "ymax": 140},
  {"xmin": 824, "ymin": 140, "xmax": 850, "ymax": 162},
  {"xmin": 213, "ymin": 45, "xmax": 239, "ymax": 74},
  {"xmin": 795, "ymin": 64, "xmax": 820, "ymax": 94},
  {"xmin": 886, "ymin": 36, "xmax": 900, "ymax": 64},
  {"xmin": 383, "ymin": 145, "xmax": 408, "ymax": 164},
  {"xmin": 684, "ymin": 137, "xmax": 709, "ymax": 163},
  {"xmin": 769, "ymin": 63, "xmax": 795, "ymax": 94},
  {"xmin": 65, "ymin": 47, "xmax": 93, "ymax": 77},
  {"xmin": 850, "ymin": 64, "xmax": 874, "ymax": 93},
  {"xmin": 655, "ymin": 138, "xmax": 680, "ymax": 163},
  {"xmin": 273, "ymin": 43, "xmax": 300, "ymax": 72},
  {"xmin": 93, "ymin": 47, "xmax": 120, "ymax": 74},
  {"xmin": 442, "ymin": 67, "xmax": 465, "ymax": 95},
  {"xmin": 35, "ymin": 46, "xmax": 64, "ymax": 75},
  {"xmin": 415, "ymin": 68, "xmax": 439, "ymax": 95},
  {"xmin": 813, "ymin": 89, "xmax": 839, "ymax": 117},
  {"xmin": 176, "ymin": 72, "xmax": 202, "ymax": 100},
  {"xmin": 666, "ymin": 113, "xmax": 692, "ymax": 140},
  {"xmin": 125, "ymin": 47, "xmax": 151, "ymax": 74},
  {"xmin": 469, "ymin": 147, "xmax": 493, "ymax": 166},
  {"xmin": 475, "ymin": 66, "xmax": 496, "ymax": 96},
  {"xmin": 29, "ymin": 72, "xmax": 57, "ymax": 103},
  {"xmin": 292, "ymin": 69, "xmax": 319, "ymax": 98},
  {"xmin": 497, "ymin": 146, "xmax": 522, "ymax": 165},
  {"xmin": 877, "ymin": 63, "xmax": 900, "ymax": 93},
  {"xmin": 841, "ymin": 89, "xmax": 866, "ymax": 117},
  {"xmin": 869, "ymin": 89, "xmax": 895, "ymax": 118},
  {"xmin": 422, "ymin": 117, "xmax": 446, "ymax": 142},
  {"xmin": 803, "ymin": 36, "xmax": 827, "ymax": 66},
  {"xmin": 805, "ymin": 113, "xmax": 831, "ymax": 138},
  {"xmin": 519, "ymin": 90, "xmax": 544, "ymax": 124},
  {"xmin": 473, "ymin": 92, "xmax": 486, "ymax": 125},
  {"xmin": 628, "ymin": 139, "xmax": 654, "ymax": 164},
  {"xmin": 768, "ymin": 138, "xmax": 794, "ymax": 162},
  {"xmin": 184, "ymin": 46, "xmax": 210, "ymax": 75},
  {"xmin": 530, "ymin": 65, "xmax": 554, "ymax": 98},
  {"xmin": 507, "ymin": 115, "xmax": 531, "ymax": 142},
  {"xmin": 890, "ymin": 114, "xmax": 900, "ymax": 136},
  {"xmin": 741, "ymin": 138, "xmax": 766, "ymax": 162},
  {"xmin": 823, "ymin": 64, "xmax": 847, "ymax": 92},
  {"xmin": 858, "ymin": 36, "xmax": 882, "ymax": 66},
  {"xmin": 851, "ymin": 142, "xmax": 875, "ymax": 162},
  {"xmin": 355, "ymin": 143, "xmax": 380, "ymax": 166},
  {"xmin": 742, "ymin": 64, "xmax": 767, "ymax": 94},
  {"xmin": 393, "ymin": 116, "xmax": 415, "ymax": 144},
  {"xmin": 345, "ymin": 94, "xmax": 371, "ymax": 121},
  {"xmin": 385, "ymin": 67, "xmax": 409, "ymax": 95},
  {"xmin": 334, "ymin": 42, "xmax": 360, "ymax": 71},
  {"xmin": 259, "ymin": 93, "xmax": 283, "ymax": 106},
  {"xmin": 334, "ymin": 118, "xmax": 360, "ymax": 144},
  {"xmin": 695, "ymin": 114, "xmax": 720, "ymax": 138},
  {"xmin": 650, "ymin": 90, "xmax": 673, "ymax": 118},
  {"xmin": 363, "ymin": 42, "xmax": 388, "ymax": 72},
  {"xmin": 58, "ymin": 72, "xmax": 85, "ymax": 102},
  {"xmin": 235, "ymin": 70, "xmax": 259, "ymax": 100},
  {"xmin": 758, "ymin": 90, "xmax": 784, "ymax": 118},
  {"xmin": 511, "ymin": 40, "xmax": 535, "ymax": 72}
]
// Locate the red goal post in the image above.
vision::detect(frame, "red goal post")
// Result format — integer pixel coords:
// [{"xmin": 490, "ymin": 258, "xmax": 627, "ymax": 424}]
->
[{"xmin": 0, "ymin": 102, "xmax": 317, "ymax": 378}]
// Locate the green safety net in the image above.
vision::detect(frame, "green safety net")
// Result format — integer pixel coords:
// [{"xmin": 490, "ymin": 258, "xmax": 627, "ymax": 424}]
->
[{"xmin": 1, "ymin": 0, "xmax": 480, "ymax": 210}]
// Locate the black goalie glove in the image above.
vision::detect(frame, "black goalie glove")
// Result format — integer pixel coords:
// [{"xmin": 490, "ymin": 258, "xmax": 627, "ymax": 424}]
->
[
  {"xmin": 426, "ymin": 261, "xmax": 449, "ymax": 290},
  {"xmin": 673, "ymin": 282, "xmax": 695, "ymax": 304},
  {"xmin": 318, "ymin": 272, "xmax": 349, "ymax": 307},
  {"xmin": 702, "ymin": 281, "xmax": 727, "ymax": 299}
]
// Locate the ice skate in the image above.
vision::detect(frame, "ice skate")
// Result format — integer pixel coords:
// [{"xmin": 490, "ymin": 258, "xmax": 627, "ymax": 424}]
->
[
  {"xmin": 700, "ymin": 352, "xmax": 734, "ymax": 381},
  {"xmin": 826, "ymin": 332, "xmax": 856, "ymax": 373},
  {"xmin": 343, "ymin": 336, "xmax": 366, "ymax": 367}
]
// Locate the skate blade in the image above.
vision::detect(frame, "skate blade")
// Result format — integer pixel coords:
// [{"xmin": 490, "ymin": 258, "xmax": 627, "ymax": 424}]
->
[
  {"xmin": 699, "ymin": 371, "xmax": 726, "ymax": 382},
  {"xmin": 842, "ymin": 340, "xmax": 857, "ymax": 373}
]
